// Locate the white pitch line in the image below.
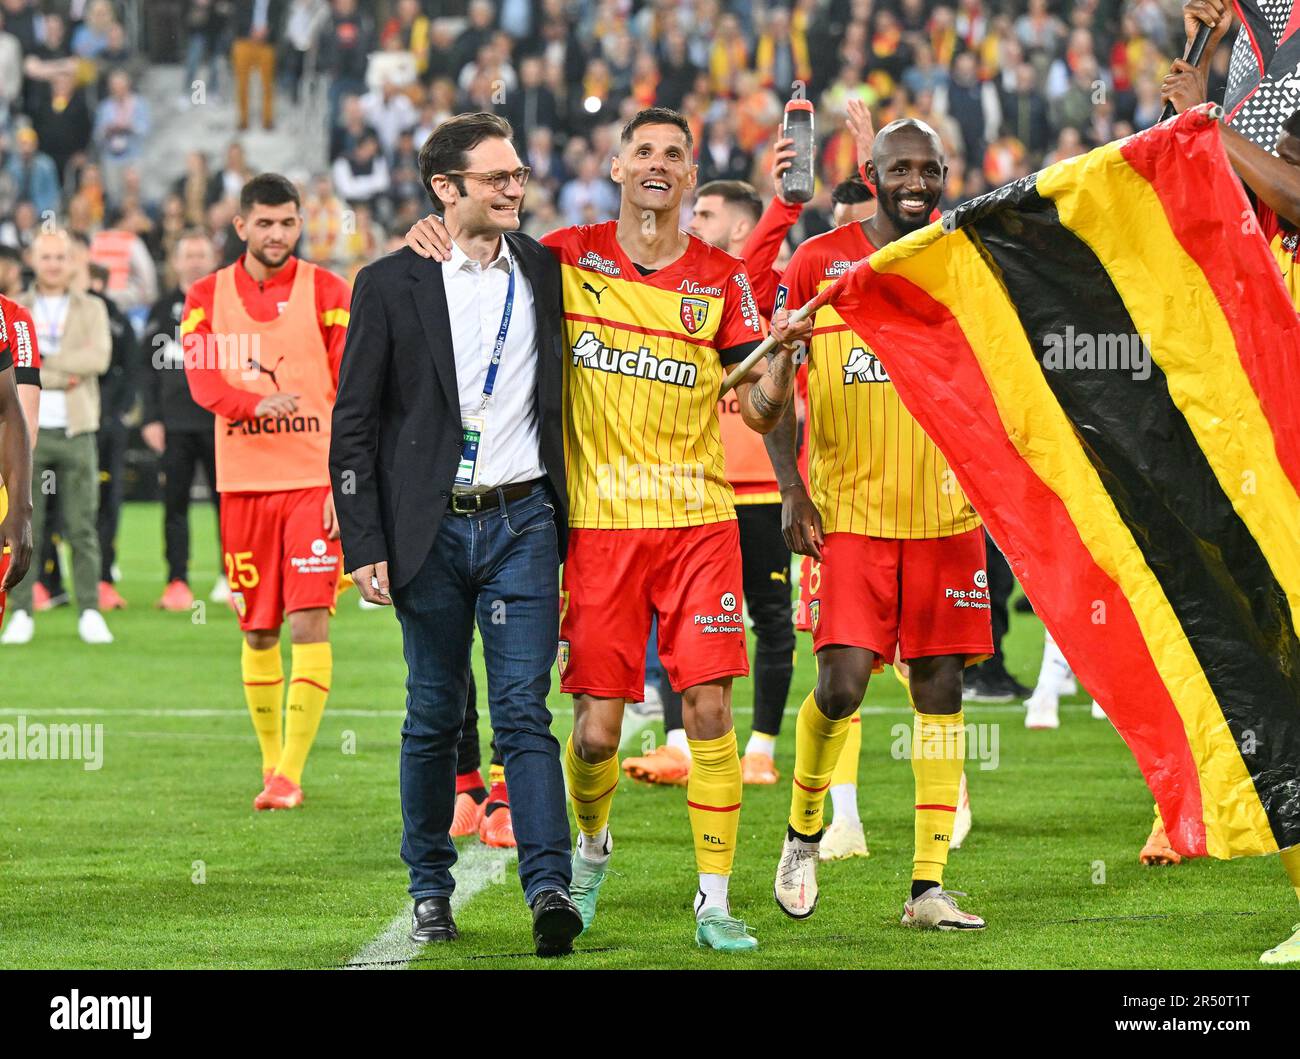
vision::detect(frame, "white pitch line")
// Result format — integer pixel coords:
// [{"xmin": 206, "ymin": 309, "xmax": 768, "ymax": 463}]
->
[
  {"xmin": 0, "ymin": 702, "xmax": 1093, "ymax": 720},
  {"xmin": 344, "ymin": 711, "xmax": 656, "ymax": 971}
]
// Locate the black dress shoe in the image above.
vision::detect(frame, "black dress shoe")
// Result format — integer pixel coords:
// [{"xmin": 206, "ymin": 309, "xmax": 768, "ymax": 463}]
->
[
  {"xmin": 531, "ymin": 889, "xmax": 582, "ymax": 957},
  {"xmin": 410, "ymin": 896, "xmax": 458, "ymax": 943}
]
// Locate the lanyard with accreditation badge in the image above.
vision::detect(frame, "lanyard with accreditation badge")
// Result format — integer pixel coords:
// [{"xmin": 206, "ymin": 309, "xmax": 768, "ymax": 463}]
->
[{"xmin": 456, "ymin": 265, "xmax": 515, "ymax": 488}]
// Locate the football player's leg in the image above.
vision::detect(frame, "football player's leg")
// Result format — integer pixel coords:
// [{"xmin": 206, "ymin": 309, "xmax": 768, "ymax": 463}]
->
[
  {"xmin": 560, "ymin": 529, "xmax": 650, "ymax": 928},
  {"xmin": 1140, "ymin": 802, "xmax": 1182, "ymax": 866},
  {"xmin": 224, "ymin": 494, "xmax": 285, "ymax": 787},
  {"xmin": 822, "ymin": 711, "xmax": 867, "ymax": 861},
  {"xmin": 269, "ymin": 487, "xmax": 344, "ymax": 800},
  {"xmin": 452, "ymin": 671, "xmax": 487, "ymax": 837},
  {"xmin": 898, "ymin": 529, "xmax": 990, "ymax": 929},
  {"xmin": 738, "ymin": 503, "xmax": 795, "ymax": 784},
  {"xmin": 1262, "ymin": 847, "xmax": 1300, "ymax": 964}
]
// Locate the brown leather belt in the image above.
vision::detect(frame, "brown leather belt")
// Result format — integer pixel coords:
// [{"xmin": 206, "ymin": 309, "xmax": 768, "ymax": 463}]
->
[{"xmin": 447, "ymin": 479, "xmax": 542, "ymax": 515}]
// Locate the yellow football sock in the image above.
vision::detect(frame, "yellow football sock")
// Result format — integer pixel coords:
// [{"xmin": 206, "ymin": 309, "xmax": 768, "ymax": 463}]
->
[
  {"xmin": 241, "ymin": 641, "xmax": 283, "ymax": 774},
  {"xmin": 277, "ymin": 642, "xmax": 332, "ymax": 785},
  {"xmin": 912, "ymin": 710, "xmax": 965, "ymax": 886},
  {"xmin": 789, "ymin": 691, "xmax": 852, "ymax": 836},
  {"xmin": 565, "ymin": 735, "xmax": 619, "ymax": 838},
  {"xmin": 830, "ymin": 711, "xmax": 862, "ymax": 788},
  {"xmin": 1282, "ymin": 846, "xmax": 1300, "ymax": 906},
  {"xmin": 687, "ymin": 730, "xmax": 743, "ymax": 876}
]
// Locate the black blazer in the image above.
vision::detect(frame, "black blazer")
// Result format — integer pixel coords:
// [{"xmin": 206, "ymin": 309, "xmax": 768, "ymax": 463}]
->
[{"xmin": 330, "ymin": 237, "xmax": 568, "ymax": 592}]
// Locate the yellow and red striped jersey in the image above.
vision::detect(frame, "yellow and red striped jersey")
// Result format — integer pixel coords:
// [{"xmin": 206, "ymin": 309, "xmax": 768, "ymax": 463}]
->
[
  {"xmin": 1257, "ymin": 203, "xmax": 1300, "ymax": 312},
  {"xmin": 778, "ymin": 222, "xmax": 980, "ymax": 539},
  {"xmin": 542, "ymin": 222, "xmax": 765, "ymax": 528}
]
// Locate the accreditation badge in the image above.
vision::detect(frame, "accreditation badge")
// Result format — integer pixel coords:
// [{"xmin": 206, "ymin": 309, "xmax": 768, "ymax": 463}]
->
[{"xmin": 456, "ymin": 415, "xmax": 485, "ymax": 488}]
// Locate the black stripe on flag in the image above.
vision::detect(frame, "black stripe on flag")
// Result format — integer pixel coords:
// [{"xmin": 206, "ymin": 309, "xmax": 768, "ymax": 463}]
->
[{"xmin": 968, "ymin": 188, "xmax": 1300, "ymax": 849}]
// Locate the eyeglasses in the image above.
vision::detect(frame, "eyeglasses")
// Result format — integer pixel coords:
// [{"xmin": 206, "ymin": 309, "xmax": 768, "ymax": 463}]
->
[{"xmin": 440, "ymin": 166, "xmax": 532, "ymax": 192}]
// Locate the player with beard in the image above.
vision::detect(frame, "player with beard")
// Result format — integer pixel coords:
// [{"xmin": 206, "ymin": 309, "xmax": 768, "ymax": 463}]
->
[
  {"xmin": 182, "ymin": 174, "xmax": 352, "ymax": 811},
  {"xmin": 767, "ymin": 120, "xmax": 991, "ymax": 931}
]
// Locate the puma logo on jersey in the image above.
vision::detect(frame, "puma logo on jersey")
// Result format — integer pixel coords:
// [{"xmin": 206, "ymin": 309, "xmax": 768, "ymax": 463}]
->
[
  {"xmin": 843, "ymin": 346, "xmax": 890, "ymax": 384},
  {"xmin": 582, "ymin": 281, "xmax": 606, "ymax": 302},
  {"xmin": 571, "ymin": 330, "xmax": 698, "ymax": 387}
]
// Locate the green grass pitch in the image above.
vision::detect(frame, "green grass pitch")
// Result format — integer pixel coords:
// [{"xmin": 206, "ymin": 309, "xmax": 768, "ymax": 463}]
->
[{"xmin": 0, "ymin": 503, "xmax": 1293, "ymax": 969}]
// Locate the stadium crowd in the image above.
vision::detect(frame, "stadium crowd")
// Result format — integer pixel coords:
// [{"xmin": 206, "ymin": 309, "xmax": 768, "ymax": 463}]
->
[{"xmin": 0, "ymin": 0, "xmax": 1208, "ymax": 622}]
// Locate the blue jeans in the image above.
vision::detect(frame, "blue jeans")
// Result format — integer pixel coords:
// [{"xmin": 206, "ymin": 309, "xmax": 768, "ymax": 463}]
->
[{"xmin": 392, "ymin": 483, "xmax": 570, "ymax": 904}]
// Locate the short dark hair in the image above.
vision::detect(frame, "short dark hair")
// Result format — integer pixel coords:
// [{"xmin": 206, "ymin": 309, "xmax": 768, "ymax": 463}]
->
[
  {"xmin": 418, "ymin": 111, "xmax": 514, "ymax": 204},
  {"xmin": 0, "ymin": 244, "xmax": 22, "ymax": 266},
  {"xmin": 88, "ymin": 262, "xmax": 110, "ymax": 286},
  {"xmin": 832, "ymin": 176, "xmax": 876, "ymax": 205},
  {"xmin": 620, "ymin": 106, "xmax": 694, "ymax": 154},
  {"xmin": 239, "ymin": 172, "xmax": 301, "ymax": 214},
  {"xmin": 695, "ymin": 179, "xmax": 762, "ymax": 224}
]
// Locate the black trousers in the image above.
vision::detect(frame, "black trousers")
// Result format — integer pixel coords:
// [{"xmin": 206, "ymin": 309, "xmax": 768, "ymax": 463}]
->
[
  {"xmin": 984, "ymin": 528, "xmax": 1013, "ymax": 666},
  {"xmin": 456, "ymin": 666, "xmax": 503, "ymax": 777},
  {"xmin": 97, "ymin": 418, "xmax": 127, "ymax": 582},
  {"xmin": 161, "ymin": 428, "xmax": 220, "ymax": 584},
  {"xmin": 663, "ymin": 503, "xmax": 795, "ymax": 736}
]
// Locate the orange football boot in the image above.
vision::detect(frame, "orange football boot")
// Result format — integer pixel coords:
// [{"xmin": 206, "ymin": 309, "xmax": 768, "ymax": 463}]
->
[
  {"xmin": 254, "ymin": 774, "xmax": 304, "ymax": 811},
  {"xmin": 158, "ymin": 580, "xmax": 194, "ymax": 611},
  {"xmin": 622, "ymin": 744, "xmax": 690, "ymax": 786},
  {"xmin": 98, "ymin": 581, "xmax": 127, "ymax": 610},
  {"xmin": 740, "ymin": 751, "xmax": 779, "ymax": 785},
  {"xmin": 1139, "ymin": 817, "xmax": 1182, "ymax": 866},
  {"xmin": 479, "ymin": 806, "xmax": 516, "ymax": 848},
  {"xmin": 451, "ymin": 792, "xmax": 485, "ymax": 837}
]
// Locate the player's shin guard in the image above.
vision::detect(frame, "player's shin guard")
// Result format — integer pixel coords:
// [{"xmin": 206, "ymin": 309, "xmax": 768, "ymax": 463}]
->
[
  {"xmin": 565, "ymin": 735, "xmax": 619, "ymax": 838},
  {"xmin": 1283, "ymin": 845, "xmax": 1300, "ymax": 905},
  {"xmin": 241, "ymin": 641, "xmax": 284, "ymax": 774},
  {"xmin": 277, "ymin": 642, "xmax": 332, "ymax": 785},
  {"xmin": 687, "ymin": 730, "xmax": 742, "ymax": 875},
  {"xmin": 912, "ymin": 710, "xmax": 965, "ymax": 887},
  {"xmin": 830, "ymin": 711, "xmax": 862, "ymax": 788},
  {"xmin": 789, "ymin": 692, "xmax": 852, "ymax": 837}
]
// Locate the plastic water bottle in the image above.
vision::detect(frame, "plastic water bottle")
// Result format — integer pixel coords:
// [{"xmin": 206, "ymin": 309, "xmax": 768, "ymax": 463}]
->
[{"xmin": 781, "ymin": 98, "xmax": 816, "ymax": 204}]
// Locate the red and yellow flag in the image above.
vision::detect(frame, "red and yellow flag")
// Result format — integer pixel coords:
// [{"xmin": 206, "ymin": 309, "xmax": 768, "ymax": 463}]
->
[{"xmin": 825, "ymin": 106, "xmax": 1300, "ymax": 859}]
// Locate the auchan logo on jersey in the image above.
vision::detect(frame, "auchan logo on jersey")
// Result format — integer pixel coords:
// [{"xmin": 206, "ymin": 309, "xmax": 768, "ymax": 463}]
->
[
  {"xmin": 571, "ymin": 330, "xmax": 698, "ymax": 387},
  {"xmin": 843, "ymin": 346, "xmax": 891, "ymax": 384}
]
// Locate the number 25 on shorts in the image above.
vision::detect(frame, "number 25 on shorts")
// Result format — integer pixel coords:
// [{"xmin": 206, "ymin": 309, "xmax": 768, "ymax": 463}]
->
[{"xmin": 224, "ymin": 551, "xmax": 260, "ymax": 589}]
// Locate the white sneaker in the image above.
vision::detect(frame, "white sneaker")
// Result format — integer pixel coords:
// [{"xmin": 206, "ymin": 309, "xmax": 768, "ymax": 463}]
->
[
  {"xmin": 901, "ymin": 885, "xmax": 986, "ymax": 930},
  {"xmin": 774, "ymin": 831, "xmax": 820, "ymax": 918},
  {"xmin": 819, "ymin": 816, "xmax": 868, "ymax": 861},
  {"xmin": 1024, "ymin": 688, "xmax": 1060, "ymax": 729},
  {"xmin": 209, "ymin": 577, "xmax": 230, "ymax": 604},
  {"xmin": 1090, "ymin": 699, "xmax": 1107, "ymax": 720},
  {"xmin": 1, "ymin": 609, "xmax": 34, "ymax": 644},
  {"xmin": 951, "ymin": 772, "xmax": 972, "ymax": 850},
  {"xmin": 78, "ymin": 609, "xmax": 114, "ymax": 644}
]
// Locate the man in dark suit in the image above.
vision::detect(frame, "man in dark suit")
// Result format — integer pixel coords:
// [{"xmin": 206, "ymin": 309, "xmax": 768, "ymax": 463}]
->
[{"xmin": 330, "ymin": 112, "xmax": 581, "ymax": 958}]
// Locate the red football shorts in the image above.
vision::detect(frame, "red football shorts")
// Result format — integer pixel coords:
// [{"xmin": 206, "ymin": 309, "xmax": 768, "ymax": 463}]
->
[
  {"xmin": 808, "ymin": 527, "xmax": 992, "ymax": 664},
  {"xmin": 0, "ymin": 547, "xmax": 9, "ymax": 632},
  {"xmin": 560, "ymin": 521, "xmax": 749, "ymax": 700},
  {"xmin": 796, "ymin": 553, "xmax": 814, "ymax": 632},
  {"xmin": 219, "ymin": 486, "xmax": 342, "ymax": 631}
]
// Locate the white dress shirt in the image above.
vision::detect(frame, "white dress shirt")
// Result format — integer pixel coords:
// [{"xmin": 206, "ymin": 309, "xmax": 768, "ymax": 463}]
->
[{"xmin": 441, "ymin": 236, "xmax": 545, "ymax": 493}]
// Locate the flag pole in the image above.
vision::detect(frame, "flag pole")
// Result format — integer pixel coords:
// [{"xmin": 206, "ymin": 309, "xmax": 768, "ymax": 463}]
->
[
  {"xmin": 717, "ymin": 281, "xmax": 843, "ymax": 396},
  {"xmin": 1159, "ymin": 22, "xmax": 1214, "ymax": 122}
]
